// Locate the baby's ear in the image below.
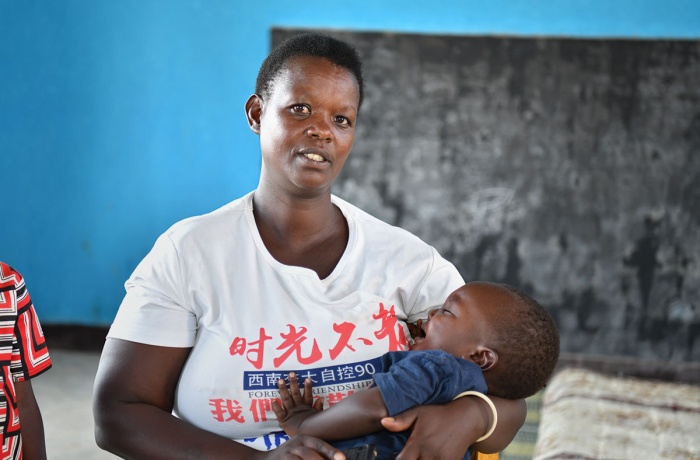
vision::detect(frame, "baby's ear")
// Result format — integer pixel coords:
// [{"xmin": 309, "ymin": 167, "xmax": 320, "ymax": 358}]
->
[{"xmin": 470, "ymin": 347, "xmax": 498, "ymax": 372}]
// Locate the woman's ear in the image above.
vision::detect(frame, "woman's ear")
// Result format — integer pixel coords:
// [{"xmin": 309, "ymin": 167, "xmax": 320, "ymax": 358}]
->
[
  {"xmin": 470, "ymin": 347, "xmax": 498, "ymax": 372},
  {"xmin": 245, "ymin": 94, "xmax": 263, "ymax": 134}
]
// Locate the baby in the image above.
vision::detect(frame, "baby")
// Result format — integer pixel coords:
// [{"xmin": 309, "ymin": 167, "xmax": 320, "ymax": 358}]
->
[{"xmin": 273, "ymin": 281, "xmax": 560, "ymax": 460}]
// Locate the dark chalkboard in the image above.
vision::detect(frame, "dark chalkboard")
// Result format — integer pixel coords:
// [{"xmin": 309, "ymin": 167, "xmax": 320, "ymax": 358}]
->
[{"xmin": 273, "ymin": 29, "xmax": 700, "ymax": 362}]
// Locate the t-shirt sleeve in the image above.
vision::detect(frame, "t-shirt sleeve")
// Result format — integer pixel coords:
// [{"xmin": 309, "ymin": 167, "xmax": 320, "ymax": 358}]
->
[
  {"xmin": 405, "ymin": 247, "xmax": 464, "ymax": 322},
  {"xmin": 373, "ymin": 351, "xmax": 486, "ymax": 416},
  {"xmin": 108, "ymin": 233, "xmax": 197, "ymax": 347},
  {"xmin": 9, "ymin": 268, "xmax": 51, "ymax": 382}
]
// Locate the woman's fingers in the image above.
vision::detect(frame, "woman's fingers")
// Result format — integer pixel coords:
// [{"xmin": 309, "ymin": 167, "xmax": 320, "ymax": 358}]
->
[
  {"xmin": 381, "ymin": 412, "xmax": 417, "ymax": 432},
  {"xmin": 267, "ymin": 434, "xmax": 346, "ymax": 460}
]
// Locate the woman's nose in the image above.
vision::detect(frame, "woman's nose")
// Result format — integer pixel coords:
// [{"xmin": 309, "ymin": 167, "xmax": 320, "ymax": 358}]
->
[{"xmin": 306, "ymin": 117, "xmax": 332, "ymax": 141}]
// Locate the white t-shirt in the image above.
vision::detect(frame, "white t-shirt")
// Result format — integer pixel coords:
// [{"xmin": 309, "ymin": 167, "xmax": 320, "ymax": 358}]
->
[{"xmin": 108, "ymin": 192, "xmax": 464, "ymax": 451}]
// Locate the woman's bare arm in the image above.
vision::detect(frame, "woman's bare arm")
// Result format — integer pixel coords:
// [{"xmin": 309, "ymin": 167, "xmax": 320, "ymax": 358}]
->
[
  {"xmin": 381, "ymin": 395, "xmax": 526, "ymax": 459},
  {"xmin": 93, "ymin": 338, "xmax": 343, "ymax": 460},
  {"xmin": 474, "ymin": 395, "xmax": 526, "ymax": 453}
]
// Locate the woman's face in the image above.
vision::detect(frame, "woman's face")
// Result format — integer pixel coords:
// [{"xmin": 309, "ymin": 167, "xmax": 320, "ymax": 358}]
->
[{"xmin": 252, "ymin": 55, "xmax": 360, "ymax": 196}]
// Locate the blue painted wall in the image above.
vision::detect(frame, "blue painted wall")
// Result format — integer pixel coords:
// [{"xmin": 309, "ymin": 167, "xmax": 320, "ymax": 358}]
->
[{"xmin": 1, "ymin": 0, "xmax": 699, "ymax": 326}]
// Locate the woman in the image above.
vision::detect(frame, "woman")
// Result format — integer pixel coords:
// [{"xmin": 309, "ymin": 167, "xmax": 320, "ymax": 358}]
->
[{"xmin": 93, "ymin": 33, "xmax": 525, "ymax": 460}]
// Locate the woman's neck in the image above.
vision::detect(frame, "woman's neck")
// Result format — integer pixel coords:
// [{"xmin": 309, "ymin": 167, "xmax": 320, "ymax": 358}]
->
[
  {"xmin": 252, "ymin": 187, "xmax": 349, "ymax": 279},
  {"xmin": 252, "ymin": 187, "xmax": 336, "ymax": 241}
]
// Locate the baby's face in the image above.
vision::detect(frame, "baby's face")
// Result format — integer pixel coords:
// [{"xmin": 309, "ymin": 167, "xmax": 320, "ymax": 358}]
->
[{"xmin": 410, "ymin": 283, "xmax": 507, "ymax": 359}]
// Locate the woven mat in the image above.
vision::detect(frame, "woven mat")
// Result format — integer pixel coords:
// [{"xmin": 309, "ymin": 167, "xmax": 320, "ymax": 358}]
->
[
  {"xmin": 501, "ymin": 391, "xmax": 543, "ymax": 460},
  {"xmin": 532, "ymin": 368, "xmax": 700, "ymax": 460}
]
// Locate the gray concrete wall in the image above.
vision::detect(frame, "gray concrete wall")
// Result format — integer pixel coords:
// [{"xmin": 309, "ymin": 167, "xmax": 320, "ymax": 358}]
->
[{"xmin": 274, "ymin": 30, "xmax": 700, "ymax": 362}]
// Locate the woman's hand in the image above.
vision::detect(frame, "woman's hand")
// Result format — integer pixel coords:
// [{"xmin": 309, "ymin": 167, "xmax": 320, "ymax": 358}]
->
[
  {"xmin": 381, "ymin": 395, "xmax": 525, "ymax": 459},
  {"xmin": 381, "ymin": 403, "xmax": 481, "ymax": 460},
  {"xmin": 258, "ymin": 435, "xmax": 345, "ymax": 460}
]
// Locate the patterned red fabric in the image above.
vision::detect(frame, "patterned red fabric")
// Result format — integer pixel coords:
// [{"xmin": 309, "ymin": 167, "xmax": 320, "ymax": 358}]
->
[{"xmin": 0, "ymin": 263, "xmax": 52, "ymax": 460}]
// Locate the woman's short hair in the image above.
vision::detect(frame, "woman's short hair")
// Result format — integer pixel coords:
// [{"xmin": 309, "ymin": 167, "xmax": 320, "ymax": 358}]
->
[{"xmin": 255, "ymin": 32, "xmax": 364, "ymax": 109}]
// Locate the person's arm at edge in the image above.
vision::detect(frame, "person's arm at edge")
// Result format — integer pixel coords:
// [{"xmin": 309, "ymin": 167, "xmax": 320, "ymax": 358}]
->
[
  {"xmin": 15, "ymin": 379, "xmax": 47, "ymax": 460},
  {"xmin": 93, "ymin": 338, "xmax": 343, "ymax": 460}
]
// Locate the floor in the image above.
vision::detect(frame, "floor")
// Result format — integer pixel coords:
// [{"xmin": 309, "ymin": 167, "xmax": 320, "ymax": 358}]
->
[
  {"xmin": 33, "ymin": 349, "xmax": 540, "ymax": 459},
  {"xmin": 32, "ymin": 349, "xmax": 113, "ymax": 459}
]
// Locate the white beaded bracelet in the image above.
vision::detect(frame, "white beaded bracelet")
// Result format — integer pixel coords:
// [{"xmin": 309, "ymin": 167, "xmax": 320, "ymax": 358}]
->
[{"xmin": 452, "ymin": 391, "xmax": 498, "ymax": 443}]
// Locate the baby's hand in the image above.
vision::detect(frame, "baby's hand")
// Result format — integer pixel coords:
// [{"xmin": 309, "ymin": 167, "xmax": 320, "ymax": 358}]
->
[
  {"xmin": 407, "ymin": 319, "xmax": 424, "ymax": 341},
  {"xmin": 272, "ymin": 372, "xmax": 324, "ymax": 437}
]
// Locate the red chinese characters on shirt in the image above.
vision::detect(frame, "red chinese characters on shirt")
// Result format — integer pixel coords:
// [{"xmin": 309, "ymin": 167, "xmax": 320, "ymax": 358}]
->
[
  {"xmin": 229, "ymin": 302, "xmax": 406, "ymax": 369},
  {"xmin": 273, "ymin": 325, "xmax": 322, "ymax": 367},
  {"xmin": 229, "ymin": 327, "xmax": 272, "ymax": 369},
  {"xmin": 209, "ymin": 399, "xmax": 245, "ymax": 423},
  {"xmin": 218, "ymin": 303, "xmax": 407, "ymax": 426},
  {"xmin": 373, "ymin": 302, "xmax": 407, "ymax": 352},
  {"xmin": 329, "ymin": 321, "xmax": 371, "ymax": 360}
]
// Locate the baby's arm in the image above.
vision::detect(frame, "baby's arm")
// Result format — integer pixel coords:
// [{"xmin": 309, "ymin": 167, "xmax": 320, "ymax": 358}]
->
[{"xmin": 272, "ymin": 372, "xmax": 387, "ymax": 441}]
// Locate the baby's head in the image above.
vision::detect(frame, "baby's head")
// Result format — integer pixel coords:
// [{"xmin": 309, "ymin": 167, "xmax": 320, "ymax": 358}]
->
[{"xmin": 410, "ymin": 281, "xmax": 560, "ymax": 399}]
